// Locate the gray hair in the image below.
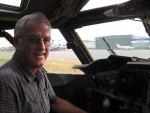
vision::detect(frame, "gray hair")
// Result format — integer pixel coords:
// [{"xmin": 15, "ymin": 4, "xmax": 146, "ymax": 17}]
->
[{"xmin": 14, "ymin": 12, "xmax": 51, "ymax": 37}]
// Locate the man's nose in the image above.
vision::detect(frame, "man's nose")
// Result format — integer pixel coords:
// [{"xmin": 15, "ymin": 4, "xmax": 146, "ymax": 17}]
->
[{"xmin": 38, "ymin": 39, "xmax": 46, "ymax": 49}]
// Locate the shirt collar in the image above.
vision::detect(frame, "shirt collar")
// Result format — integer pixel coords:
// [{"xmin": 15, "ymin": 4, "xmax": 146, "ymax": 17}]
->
[{"xmin": 12, "ymin": 52, "xmax": 44, "ymax": 83}]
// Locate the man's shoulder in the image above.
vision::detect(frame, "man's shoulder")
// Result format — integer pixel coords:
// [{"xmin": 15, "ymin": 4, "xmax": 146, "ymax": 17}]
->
[
  {"xmin": 0, "ymin": 60, "xmax": 18, "ymax": 83},
  {"xmin": 0, "ymin": 59, "xmax": 14, "ymax": 73}
]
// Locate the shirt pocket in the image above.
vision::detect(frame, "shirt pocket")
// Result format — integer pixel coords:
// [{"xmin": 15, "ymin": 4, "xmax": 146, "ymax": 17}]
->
[
  {"xmin": 41, "ymin": 89, "xmax": 50, "ymax": 112},
  {"xmin": 23, "ymin": 100, "xmax": 44, "ymax": 113}
]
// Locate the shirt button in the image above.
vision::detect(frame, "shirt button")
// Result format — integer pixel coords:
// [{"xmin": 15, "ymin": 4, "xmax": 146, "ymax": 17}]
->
[{"xmin": 32, "ymin": 100, "xmax": 36, "ymax": 103}]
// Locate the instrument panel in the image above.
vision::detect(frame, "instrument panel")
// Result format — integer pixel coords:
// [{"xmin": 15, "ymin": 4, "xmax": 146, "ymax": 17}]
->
[
  {"xmin": 87, "ymin": 69, "xmax": 150, "ymax": 113},
  {"xmin": 93, "ymin": 71, "xmax": 118, "ymax": 93}
]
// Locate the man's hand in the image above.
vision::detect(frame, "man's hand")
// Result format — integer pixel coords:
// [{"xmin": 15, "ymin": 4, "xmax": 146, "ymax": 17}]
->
[{"xmin": 51, "ymin": 98, "xmax": 87, "ymax": 113}]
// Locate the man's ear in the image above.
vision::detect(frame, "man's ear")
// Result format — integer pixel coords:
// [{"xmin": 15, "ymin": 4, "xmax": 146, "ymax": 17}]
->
[{"xmin": 13, "ymin": 37, "xmax": 19, "ymax": 48}]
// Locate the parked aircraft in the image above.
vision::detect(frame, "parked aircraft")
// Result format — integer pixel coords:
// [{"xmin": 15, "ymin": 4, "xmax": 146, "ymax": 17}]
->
[
  {"xmin": 50, "ymin": 40, "xmax": 67, "ymax": 51},
  {"xmin": 116, "ymin": 43, "xmax": 134, "ymax": 50}
]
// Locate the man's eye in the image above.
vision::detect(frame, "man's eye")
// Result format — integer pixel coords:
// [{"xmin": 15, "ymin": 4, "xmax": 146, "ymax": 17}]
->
[
  {"xmin": 24, "ymin": 37, "xmax": 51, "ymax": 45},
  {"xmin": 44, "ymin": 39, "xmax": 50, "ymax": 43},
  {"xmin": 28, "ymin": 37, "xmax": 39, "ymax": 43}
]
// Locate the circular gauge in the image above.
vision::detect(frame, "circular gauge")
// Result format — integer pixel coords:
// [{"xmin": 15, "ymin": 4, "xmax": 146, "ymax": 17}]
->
[
  {"xmin": 105, "ymin": 76, "xmax": 117, "ymax": 92},
  {"xmin": 103, "ymin": 98, "xmax": 110, "ymax": 108},
  {"xmin": 94, "ymin": 75, "xmax": 105, "ymax": 90}
]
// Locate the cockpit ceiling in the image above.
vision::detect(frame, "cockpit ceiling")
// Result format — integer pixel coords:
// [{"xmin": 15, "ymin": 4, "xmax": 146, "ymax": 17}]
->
[
  {"xmin": 0, "ymin": 0, "xmax": 89, "ymax": 29},
  {"xmin": 0, "ymin": 0, "xmax": 149, "ymax": 29}
]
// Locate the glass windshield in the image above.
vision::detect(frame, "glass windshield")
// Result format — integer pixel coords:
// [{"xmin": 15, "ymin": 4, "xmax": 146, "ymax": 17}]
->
[
  {"xmin": 0, "ymin": 29, "xmax": 82, "ymax": 74},
  {"xmin": 0, "ymin": 0, "xmax": 21, "ymax": 7},
  {"xmin": 76, "ymin": 19, "xmax": 150, "ymax": 60},
  {"xmin": 81, "ymin": 0, "xmax": 130, "ymax": 11}
]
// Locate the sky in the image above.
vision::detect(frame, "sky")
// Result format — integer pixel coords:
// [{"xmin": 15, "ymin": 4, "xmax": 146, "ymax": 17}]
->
[
  {"xmin": 81, "ymin": 0, "xmax": 130, "ymax": 11},
  {"xmin": 0, "ymin": 0, "xmax": 149, "ymax": 47},
  {"xmin": 76, "ymin": 19, "xmax": 149, "ymax": 41},
  {"xmin": 0, "ymin": 0, "xmax": 129, "ymax": 9},
  {"xmin": 0, "ymin": 0, "xmax": 21, "ymax": 7}
]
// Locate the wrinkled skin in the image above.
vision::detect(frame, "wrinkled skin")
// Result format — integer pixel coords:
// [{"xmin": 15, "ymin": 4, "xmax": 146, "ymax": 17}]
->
[{"xmin": 14, "ymin": 22, "xmax": 51, "ymax": 74}]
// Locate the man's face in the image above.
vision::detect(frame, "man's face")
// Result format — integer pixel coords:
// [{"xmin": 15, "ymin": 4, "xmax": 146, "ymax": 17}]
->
[{"xmin": 14, "ymin": 22, "xmax": 51, "ymax": 70}]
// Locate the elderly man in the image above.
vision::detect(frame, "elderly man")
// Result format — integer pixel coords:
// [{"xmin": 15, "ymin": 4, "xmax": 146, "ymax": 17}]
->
[{"xmin": 0, "ymin": 12, "xmax": 87, "ymax": 113}]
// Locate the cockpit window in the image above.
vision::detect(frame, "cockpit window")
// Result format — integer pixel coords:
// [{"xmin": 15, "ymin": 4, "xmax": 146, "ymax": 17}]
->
[
  {"xmin": 81, "ymin": 0, "xmax": 130, "ymax": 11},
  {"xmin": 76, "ymin": 19, "xmax": 150, "ymax": 60},
  {"xmin": 0, "ymin": 0, "xmax": 21, "ymax": 7},
  {"xmin": 0, "ymin": 29, "xmax": 82, "ymax": 74}
]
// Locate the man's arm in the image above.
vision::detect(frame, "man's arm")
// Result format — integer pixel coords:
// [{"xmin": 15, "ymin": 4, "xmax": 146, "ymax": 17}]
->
[
  {"xmin": 51, "ymin": 98, "xmax": 87, "ymax": 113},
  {"xmin": 0, "ymin": 81, "xmax": 18, "ymax": 113}
]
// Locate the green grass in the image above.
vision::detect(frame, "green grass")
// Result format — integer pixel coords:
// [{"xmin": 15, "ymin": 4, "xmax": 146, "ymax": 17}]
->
[
  {"xmin": 0, "ymin": 55, "xmax": 11, "ymax": 66},
  {"xmin": 44, "ymin": 58, "xmax": 83, "ymax": 74},
  {"xmin": 0, "ymin": 55, "xmax": 83, "ymax": 74}
]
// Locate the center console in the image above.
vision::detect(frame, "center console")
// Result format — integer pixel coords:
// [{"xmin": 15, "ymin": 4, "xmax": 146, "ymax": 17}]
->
[{"xmin": 87, "ymin": 62, "xmax": 150, "ymax": 113}]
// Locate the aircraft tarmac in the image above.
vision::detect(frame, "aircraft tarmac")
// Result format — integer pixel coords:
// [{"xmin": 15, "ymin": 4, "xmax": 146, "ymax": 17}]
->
[{"xmin": 1, "ymin": 49, "xmax": 150, "ymax": 60}]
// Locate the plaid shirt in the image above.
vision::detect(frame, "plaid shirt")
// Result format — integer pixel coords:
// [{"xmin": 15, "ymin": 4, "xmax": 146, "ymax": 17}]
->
[{"xmin": 0, "ymin": 53, "xmax": 57, "ymax": 113}]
